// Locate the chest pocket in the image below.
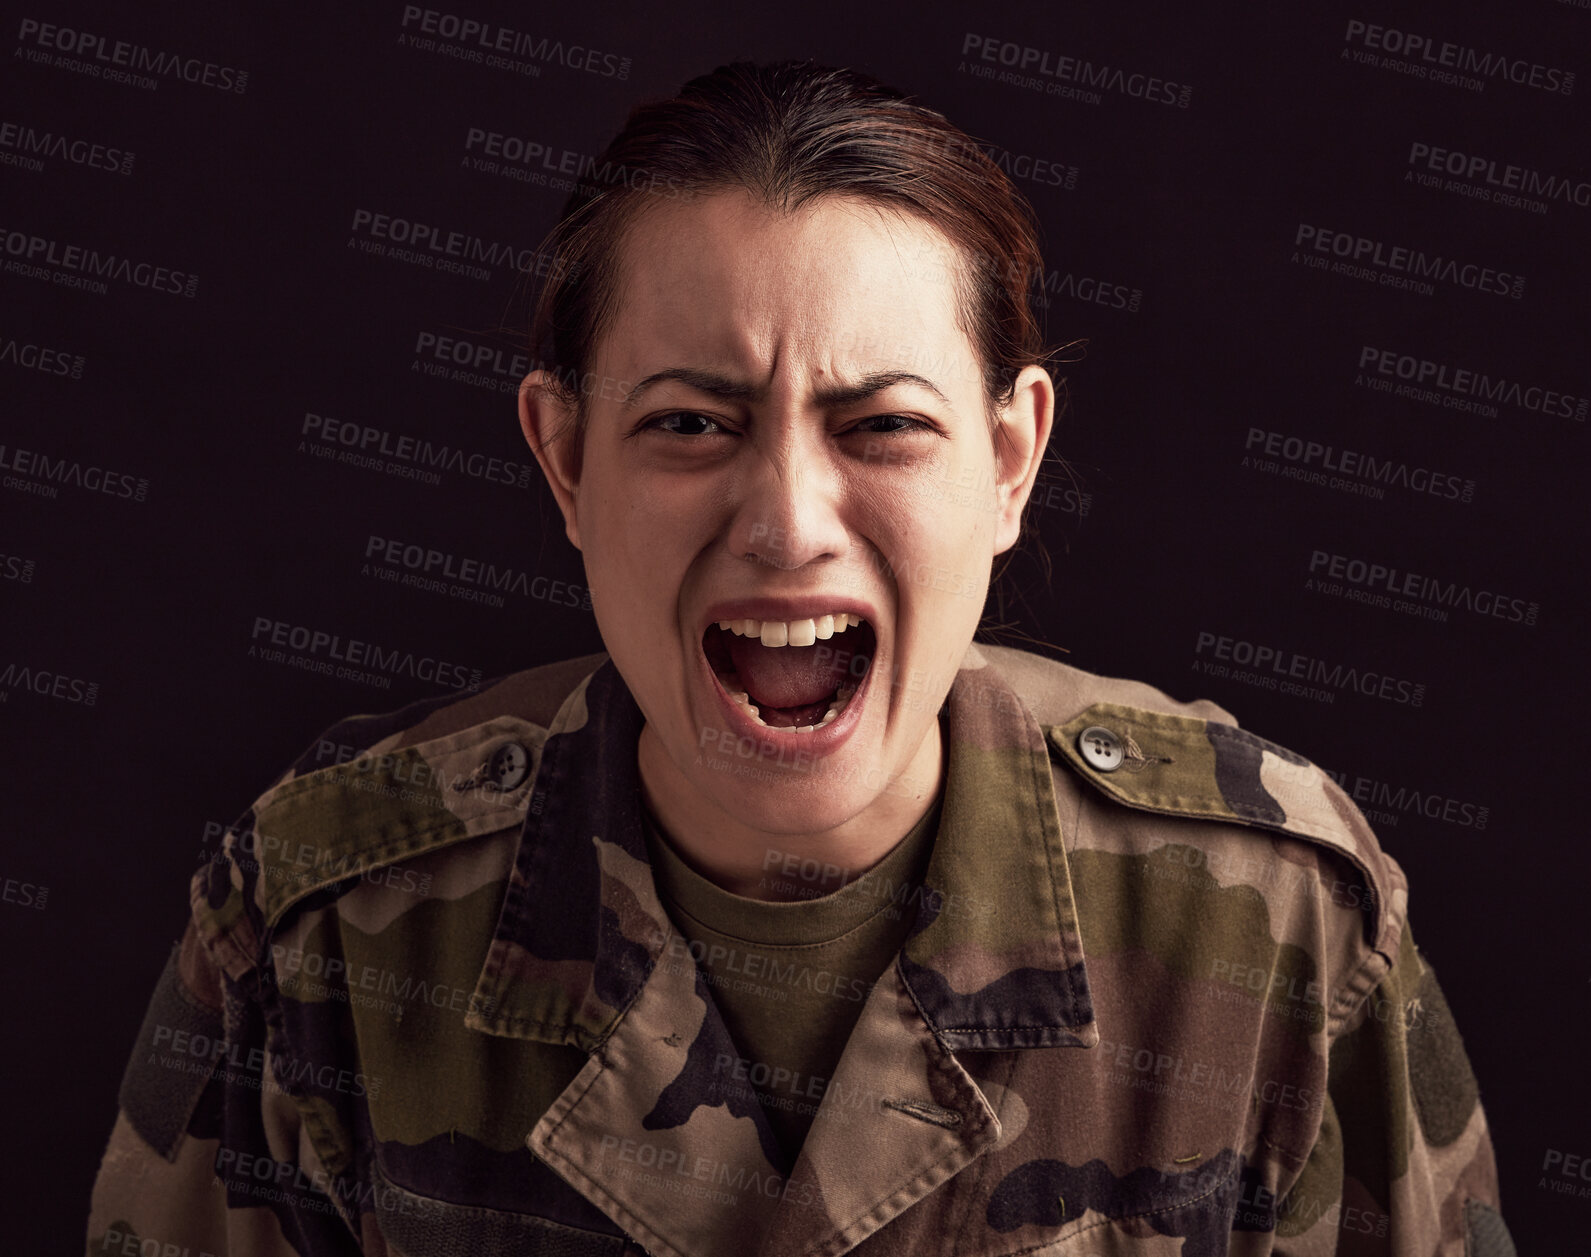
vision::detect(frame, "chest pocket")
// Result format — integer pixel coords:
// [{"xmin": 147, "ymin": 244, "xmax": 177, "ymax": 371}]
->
[{"xmin": 368, "ymin": 1159, "xmax": 651, "ymax": 1254}]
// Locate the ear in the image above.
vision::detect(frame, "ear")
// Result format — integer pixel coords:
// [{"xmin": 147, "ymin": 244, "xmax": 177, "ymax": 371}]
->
[
  {"xmin": 990, "ymin": 364, "xmax": 1055, "ymax": 555},
  {"xmin": 518, "ymin": 370, "xmax": 583, "ymax": 551}
]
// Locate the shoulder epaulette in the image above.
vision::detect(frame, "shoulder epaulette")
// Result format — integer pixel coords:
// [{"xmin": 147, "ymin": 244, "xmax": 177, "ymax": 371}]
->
[
  {"xmin": 1044, "ymin": 702, "xmax": 1407, "ymax": 957},
  {"xmin": 250, "ymin": 716, "xmax": 545, "ymax": 929}
]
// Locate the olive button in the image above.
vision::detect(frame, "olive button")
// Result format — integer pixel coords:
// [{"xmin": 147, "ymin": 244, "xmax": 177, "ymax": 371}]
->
[
  {"xmin": 1078, "ymin": 726, "xmax": 1125, "ymax": 773},
  {"xmin": 487, "ymin": 741, "xmax": 531, "ymax": 790}
]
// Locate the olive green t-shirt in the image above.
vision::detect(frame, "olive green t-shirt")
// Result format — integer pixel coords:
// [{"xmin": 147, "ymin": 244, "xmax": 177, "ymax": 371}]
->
[{"xmin": 641, "ymin": 798, "xmax": 942, "ymax": 1168}]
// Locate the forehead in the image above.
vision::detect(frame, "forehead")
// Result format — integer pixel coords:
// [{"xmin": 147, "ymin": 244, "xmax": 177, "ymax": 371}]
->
[{"xmin": 599, "ymin": 190, "xmax": 978, "ymax": 393}]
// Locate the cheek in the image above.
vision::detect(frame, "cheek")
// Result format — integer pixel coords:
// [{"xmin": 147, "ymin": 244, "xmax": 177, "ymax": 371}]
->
[
  {"xmin": 873, "ymin": 450, "xmax": 1000, "ymax": 551},
  {"xmin": 880, "ymin": 455, "xmax": 998, "ymax": 627},
  {"xmin": 579, "ymin": 481, "xmax": 706, "ymax": 667},
  {"xmin": 582, "ymin": 472, "xmax": 682, "ymax": 567}
]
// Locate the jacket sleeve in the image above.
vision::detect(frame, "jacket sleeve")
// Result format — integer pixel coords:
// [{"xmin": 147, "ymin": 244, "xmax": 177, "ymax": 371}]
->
[
  {"xmin": 87, "ymin": 836, "xmax": 362, "ymax": 1256},
  {"xmin": 1272, "ymin": 918, "xmax": 1516, "ymax": 1255}
]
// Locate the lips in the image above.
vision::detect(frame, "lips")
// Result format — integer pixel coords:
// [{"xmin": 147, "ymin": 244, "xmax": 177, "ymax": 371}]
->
[{"xmin": 696, "ymin": 600, "xmax": 878, "ymax": 736}]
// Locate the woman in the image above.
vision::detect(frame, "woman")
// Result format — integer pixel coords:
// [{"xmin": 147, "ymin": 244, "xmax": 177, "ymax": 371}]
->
[{"xmin": 90, "ymin": 61, "xmax": 1511, "ymax": 1256}]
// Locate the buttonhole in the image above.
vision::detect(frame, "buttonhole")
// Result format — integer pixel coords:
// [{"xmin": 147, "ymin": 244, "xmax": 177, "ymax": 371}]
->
[{"xmin": 880, "ymin": 1098, "xmax": 962, "ymax": 1129}]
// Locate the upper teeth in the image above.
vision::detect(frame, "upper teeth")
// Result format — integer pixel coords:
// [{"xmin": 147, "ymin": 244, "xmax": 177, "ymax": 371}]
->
[{"xmin": 717, "ymin": 614, "xmax": 862, "ymax": 648}]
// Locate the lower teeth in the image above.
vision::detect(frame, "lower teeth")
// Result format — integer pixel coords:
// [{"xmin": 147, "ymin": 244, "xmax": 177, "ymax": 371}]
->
[{"xmin": 730, "ymin": 683, "xmax": 858, "ymax": 731}]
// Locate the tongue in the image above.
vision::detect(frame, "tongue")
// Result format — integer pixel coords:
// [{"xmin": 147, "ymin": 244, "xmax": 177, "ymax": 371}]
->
[{"xmin": 726, "ymin": 633, "xmax": 856, "ymax": 710}]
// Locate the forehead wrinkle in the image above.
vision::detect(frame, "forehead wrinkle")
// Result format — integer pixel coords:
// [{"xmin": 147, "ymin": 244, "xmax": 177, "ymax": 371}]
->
[{"xmin": 606, "ymin": 191, "xmax": 976, "ymax": 414}]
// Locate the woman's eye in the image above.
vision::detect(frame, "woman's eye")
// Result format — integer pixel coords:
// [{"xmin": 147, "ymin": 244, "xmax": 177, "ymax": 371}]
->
[
  {"xmin": 649, "ymin": 411, "xmax": 724, "ymax": 436},
  {"xmin": 854, "ymin": 413, "xmax": 926, "ymax": 435}
]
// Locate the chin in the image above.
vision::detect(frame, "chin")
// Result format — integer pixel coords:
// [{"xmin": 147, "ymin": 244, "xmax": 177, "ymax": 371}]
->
[{"xmin": 696, "ymin": 764, "xmax": 872, "ymax": 837}]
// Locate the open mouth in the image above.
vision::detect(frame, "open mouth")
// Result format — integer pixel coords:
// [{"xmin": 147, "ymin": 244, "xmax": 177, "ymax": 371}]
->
[{"xmin": 702, "ymin": 614, "xmax": 876, "ymax": 731}]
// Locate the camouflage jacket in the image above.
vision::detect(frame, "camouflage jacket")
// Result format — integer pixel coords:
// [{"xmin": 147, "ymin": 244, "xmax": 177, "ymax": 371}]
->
[{"xmin": 89, "ymin": 643, "xmax": 1514, "ymax": 1256}]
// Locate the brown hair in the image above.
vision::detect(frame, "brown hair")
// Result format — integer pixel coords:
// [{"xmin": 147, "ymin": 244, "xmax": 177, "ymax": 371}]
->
[
  {"xmin": 530, "ymin": 60, "xmax": 1066, "ymax": 423},
  {"xmin": 525, "ymin": 59, "xmax": 1075, "ymax": 640}
]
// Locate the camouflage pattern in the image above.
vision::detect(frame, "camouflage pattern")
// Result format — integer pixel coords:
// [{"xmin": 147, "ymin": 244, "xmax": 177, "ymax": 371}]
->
[{"xmin": 88, "ymin": 643, "xmax": 1513, "ymax": 1256}]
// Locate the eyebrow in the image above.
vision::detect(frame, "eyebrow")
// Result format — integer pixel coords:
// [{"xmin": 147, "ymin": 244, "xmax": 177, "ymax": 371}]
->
[{"xmin": 621, "ymin": 367, "xmax": 950, "ymax": 409}]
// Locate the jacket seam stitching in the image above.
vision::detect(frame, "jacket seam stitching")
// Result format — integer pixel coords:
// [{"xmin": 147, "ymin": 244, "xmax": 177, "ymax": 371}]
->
[
  {"xmin": 1005, "ymin": 1160, "xmax": 1242, "ymax": 1253},
  {"xmin": 263, "ymin": 816, "xmax": 517, "ymax": 928},
  {"xmin": 1024, "ymin": 714, "xmax": 1087, "ymax": 992},
  {"xmin": 800, "ymin": 1137, "xmax": 993, "ymax": 1257},
  {"xmin": 257, "ymin": 717, "xmax": 546, "ymax": 806}
]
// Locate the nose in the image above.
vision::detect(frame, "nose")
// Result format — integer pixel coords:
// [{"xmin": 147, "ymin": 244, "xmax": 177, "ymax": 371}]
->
[{"xmin": 726, "ymin": 426, "xmax": 850, "ymax": 571}]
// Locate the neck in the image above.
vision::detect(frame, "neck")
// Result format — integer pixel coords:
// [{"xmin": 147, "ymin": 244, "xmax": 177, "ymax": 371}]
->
[{"xmin": 636, "ymin": 719, "xmax": 945, "ymax": 900}]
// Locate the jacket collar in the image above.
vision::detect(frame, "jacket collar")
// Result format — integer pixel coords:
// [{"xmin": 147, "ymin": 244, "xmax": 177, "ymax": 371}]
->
[{"xmin": 465, "ymin": 643, "xmax": 1097, "ymax": 1053}]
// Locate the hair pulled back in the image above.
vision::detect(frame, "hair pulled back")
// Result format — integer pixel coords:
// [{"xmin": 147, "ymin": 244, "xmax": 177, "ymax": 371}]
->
[{"xmin": 527, "ymin": 60, "xmax": 1057, "ymax": 439}]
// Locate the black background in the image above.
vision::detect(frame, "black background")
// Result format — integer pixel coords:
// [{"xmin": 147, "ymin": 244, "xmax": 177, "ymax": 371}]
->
[{"xmin": 3, "ymin": 0, "xmax": 1587, "ymax": 1249}]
